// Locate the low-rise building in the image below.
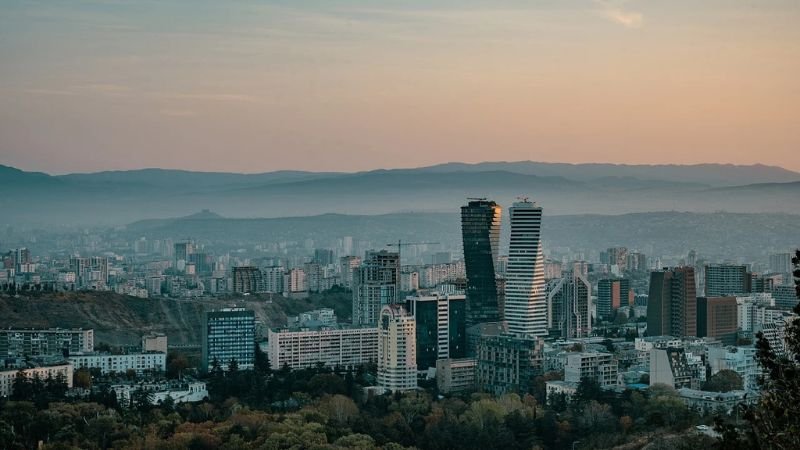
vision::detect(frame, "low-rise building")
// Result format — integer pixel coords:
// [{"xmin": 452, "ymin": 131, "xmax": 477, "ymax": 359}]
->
[
  {"xmin": 110, "ymin": 380, "xmax": 208, "ymax": 406},
  {"xmin": 677, "ymin": 388, "xmax": 755, "ymax": 415},
  {"xmin": 267, "ymin": 326, "xmax": 378, "ymax": 369},
  {"xmin": 546, "ymin": 380, "xmax": 578, "ymax": 404},
  {"xmin": 436, "ymin": 358, "xmax": 477, "ymax": 393},
  {"xmin": 69, "ymin": 352, "xmax": 166, "ymax": 375},
  {"xmin": 476, "ymin": 334, "xmax": 544, "ymax": 396},
  {"xmin": 707, "ymin": 346, "xmax": 760, "ymax": 392},
  {"xmin": 141, "ymin": 333, "xmax": 168, "ymax": 354},
  {"xmin": 0, "ymin": 363, "xmax": 73, "ymax": 397},
  {"xmin": 564, "ymin": 352, "xmax": 619, "ymax": 388}
]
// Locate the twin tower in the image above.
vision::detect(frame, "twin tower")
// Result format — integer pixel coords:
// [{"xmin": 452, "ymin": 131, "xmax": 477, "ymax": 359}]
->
[{"xmin": 461, "ymin": 198, "xmax": 547, "ymax": 337}]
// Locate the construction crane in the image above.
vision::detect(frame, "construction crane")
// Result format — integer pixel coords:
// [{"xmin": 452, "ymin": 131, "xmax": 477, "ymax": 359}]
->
[
  {"xmin": 386, "ymin": 240, "xmax": 441, "ymax": 302},
  {"xmin": 386, "ymin": 240, "xmax": 441, "ymax": 265}
]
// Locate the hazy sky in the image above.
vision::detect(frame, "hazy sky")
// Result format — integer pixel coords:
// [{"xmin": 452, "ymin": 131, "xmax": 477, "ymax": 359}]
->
[{"xmin": 1, "ymin": 0, "xmax": 798, "ymax": 174}]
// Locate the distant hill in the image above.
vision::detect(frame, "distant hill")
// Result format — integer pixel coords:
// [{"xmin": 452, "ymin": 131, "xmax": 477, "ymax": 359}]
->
[
  {"xmin": 0, "ymin": 290, "xmax": 352, "ymax": 346},
  {"xmin": 419, "ymin": 161, "xmax": 800, "ymax": 186},
  {"xmin": 2, "ymin": 162, "xmax": 800, "ymax": 225}
]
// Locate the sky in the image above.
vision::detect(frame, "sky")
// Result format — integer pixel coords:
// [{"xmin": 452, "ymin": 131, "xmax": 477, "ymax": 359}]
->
[{"xmin": 1, "ymin": 0, "xmax": 799, "ymax": 174}]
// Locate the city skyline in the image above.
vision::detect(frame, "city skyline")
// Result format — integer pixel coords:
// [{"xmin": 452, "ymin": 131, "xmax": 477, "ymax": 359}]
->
[{"xmin": 2, "ymin": 1, "xmax": 799, "ymax": 173}]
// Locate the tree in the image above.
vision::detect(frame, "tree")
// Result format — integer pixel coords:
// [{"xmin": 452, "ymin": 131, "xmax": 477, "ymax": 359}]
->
[
  {"xmin": 227, "ymin": 358, "xmax": 239, "ymax": 374},
  {"xmin": 702, "ymin": 370, "xmax": 742, "ymax": 392},
  {"xmin": 11, "ymin": 371, "xmax": 32, "ymax": 401},
  {"xmin": 73, "ymin": 368, "xmax": 92, "ymax": 389},
  {"xmin": 718, "ymin": 249, "xmax": 800, "ymax": 449},
  {"xmin": 166, "ymin": 351, "xmax": 190, "ymax": 379}
]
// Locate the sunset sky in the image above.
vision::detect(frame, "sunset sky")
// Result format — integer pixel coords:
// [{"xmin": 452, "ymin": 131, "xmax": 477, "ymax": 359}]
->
[{"xmin": 1, "ymin": 0, "xmax": 798, "ymax": 174}]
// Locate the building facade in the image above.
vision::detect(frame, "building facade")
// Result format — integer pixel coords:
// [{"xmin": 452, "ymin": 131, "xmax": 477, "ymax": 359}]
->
[
  {"xmin": 202, "ymin": 308, "xmax": 256, "ymax": 371},
  {"xmin": 547, "ymin": 273, "xmax": 592, "ymax": 339},
  {"xmin": 232, "ymin": 266, "xmax": 263, "ymax": 294},
  {"xmin": 69, "ymin": 352, "xmax": 167, "ymax": 375},
  {"xmin": 377, "ymin": 305, "xmax": 417, "ymax": 392},
  {"xmin": 267, "ymin": 326, "xmax": 378, "ymax": 369},
  {"xmin": 596, "ymin": 278, "xmax": 632, "ymax": 320},
  {"xmin": 353, "ymin": 251, "xmax": 400, "ymax": 326},
  {"xmin": 705, "ymin": 264, "xmax": 750, "ymax": 297},
  {"xmin": 405, "ymin": 293, "xmax": 467, "ymax": 370},
  {"xmin": 647, "ymin": 267, "xmax": 697, "ymax": 338},
  {"xmin": 0, "ymin": 328, "xmax": 94, "ymax": 358},
  {"xmin": 696, "ymin": 297, "xmax": 738, "ymax": 345},
  {"xmin": 504, "ymin": 200, "xmax": 547, "ymax": 336},
  {"xmin": 461, "ymin": 199, "xmax": 502, "ymax": 326},
  {"xmin": 0, "ymin": 364, "xmax": 73, "ymax": 397},
  {"xmin": 436, "ymin": 358, "xmax": 477, "ymax": 393},
  {"xmin": 476, "ymin": 333, "xmax": 544, "ymax": 395}
]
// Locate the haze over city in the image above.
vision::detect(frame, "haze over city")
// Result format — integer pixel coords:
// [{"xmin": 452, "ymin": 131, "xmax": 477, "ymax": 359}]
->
[
  {"xmin": 2, "ymin": 0, "xmax": 799, "ymax": 173},
  {"xmin": 1, "ymin": 2, "xmax": 799, "ymax": 450}
]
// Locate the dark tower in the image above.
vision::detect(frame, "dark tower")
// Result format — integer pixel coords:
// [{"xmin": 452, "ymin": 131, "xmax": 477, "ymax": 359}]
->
[
  {"xmin": 461, "ymin": 199, "xmax": 502, "ymax": 326},
  {"xmin": 647, "ymin": 267, "xmax": 697, "ymax": 337}
]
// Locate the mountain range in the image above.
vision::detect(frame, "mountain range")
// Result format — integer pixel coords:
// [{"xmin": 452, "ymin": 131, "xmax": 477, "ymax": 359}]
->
[{"xmin": 1, "ymin": 161, "xmax": 799, "ymax": 226}]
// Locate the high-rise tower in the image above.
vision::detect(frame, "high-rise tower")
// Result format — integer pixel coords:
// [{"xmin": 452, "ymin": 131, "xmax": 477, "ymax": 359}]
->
[
  {"xmin": 504, "ymin": 200, "xmax": 547, "ymax": 336},
  {"xmin": 352, "ymin": 250, "xmax": 400, "ymax": 326},
  {"xmin": 647, "ymin": 267, "xmax": 697, "ymax": 337},
  {"xmin": 461, "ymin": 199, "xmax": 502, "ymax": 326}
]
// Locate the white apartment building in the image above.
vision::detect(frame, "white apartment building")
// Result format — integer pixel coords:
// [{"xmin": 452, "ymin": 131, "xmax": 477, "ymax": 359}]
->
[
  {"xmin": 377, "ymin": 304, "xmax": 417, "ymax": 392},
  {"xmin": 69, "ymin": 352, "xmax": 166, "ymax": 375},
  {"xmin": 564, "ymin": 352, "xmax": 619, "ymax": 388},
  {"xmin": 707, "ymin": 346, "xmax": 760, "ymax": 392},
  {"xmin": 0, "ymin": 364, "xmax": 73, "ymax": 397},
  {"xmin": 267, "ymin": 326, "xmax": 378, "ymax": 369}
]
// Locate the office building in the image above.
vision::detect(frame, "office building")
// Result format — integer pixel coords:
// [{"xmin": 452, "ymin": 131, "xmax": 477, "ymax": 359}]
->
[
  {"xmin": 505, "ymin": 200, "xmax": 547, "ymax": 336},
  {"xmin": 696, "ymin": 297, "xmax": 738, "ymax": 345},
  {"xmin": 461, "ymin": 199, "xmax": 502, "ymax": 326},
  {"xmin": 202, "ymin": 308, "xmax": 256, "ymax": 371},
  {"xmin": 232, "ymin": 266, "xmax": 263, "ymax": 294},
  {"xmin": 353, "ymin": 251, "xmax": 399, "ymax": 326},
  {"xmin": 0, "ymin": 328, "xmax": 94, "ymax": 358},
  {"xmin": 476, "ymin": 333, "xmax": 544, "ymax": 395},
  {"xmin": 405, "ymin": 293, "xmax": 466, "ymax": 370},
  {"xmin": 773, "ymin": 284, "xmax": 799, "ymax": 309},
  {"xmin": 705, "ymin": 264, "xmax": 750, "ymax": 297},
  {"xmin": 596, "ymin": 279, "xmax": 632, "ymax": 320},
  {"xmin": 547, "ymin": 273, "xmax": 592, "ymax": 338},
  {"xmin": 267, "ymin": 326, "xmax": 378, "ymax": 369},
  {"xmin": 647, "ymin": 267, "xmax": 697, "ymax": 337},
  {"xmin": 377, "ymin": 304, "xmax": 417, "ymax": 392}
]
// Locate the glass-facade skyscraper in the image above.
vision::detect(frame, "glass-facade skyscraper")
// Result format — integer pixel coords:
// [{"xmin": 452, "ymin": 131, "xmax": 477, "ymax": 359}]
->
[{"xmin": 461, "ymin": 199, "xmax": 502, "ymax": 327}]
